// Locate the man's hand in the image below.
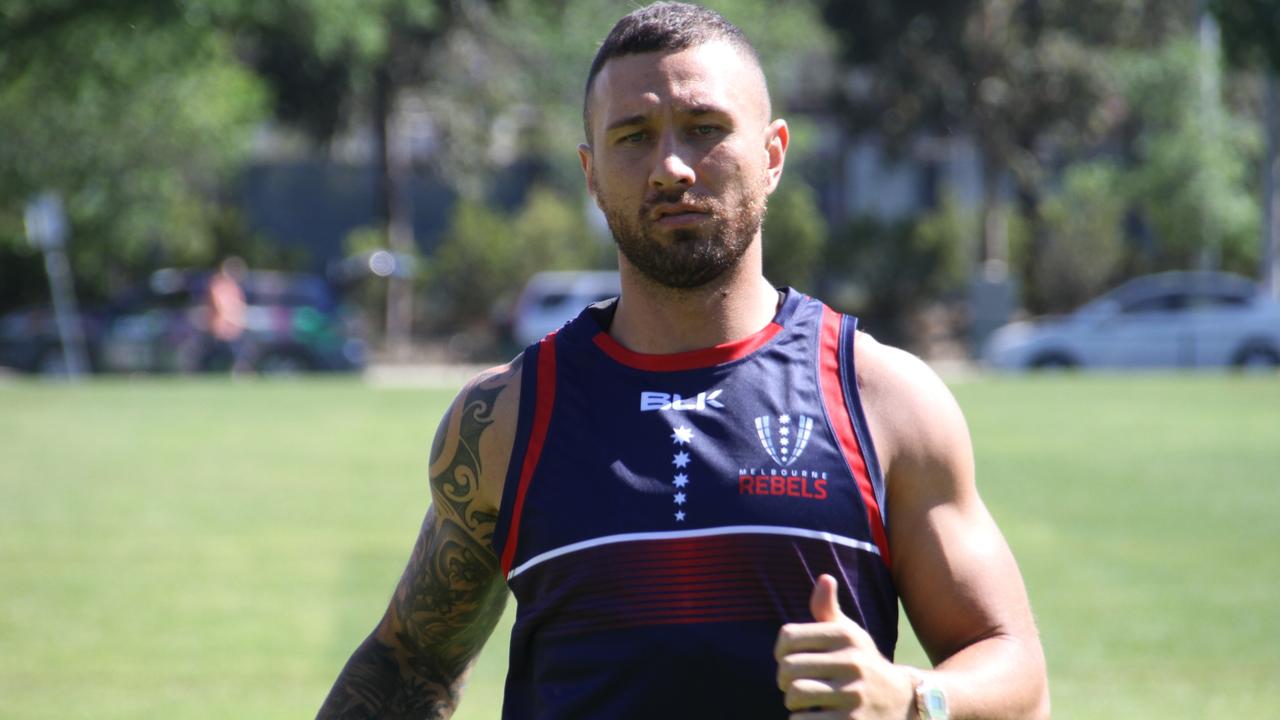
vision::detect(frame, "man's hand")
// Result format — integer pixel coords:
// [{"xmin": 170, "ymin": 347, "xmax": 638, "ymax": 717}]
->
[{"xmin": 774, "ymin": 574, "xmax": 916, "ymax": 719}]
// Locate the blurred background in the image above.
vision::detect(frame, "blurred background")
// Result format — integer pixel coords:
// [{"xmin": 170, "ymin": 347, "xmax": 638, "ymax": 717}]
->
[
  {"xmin": 2, "ymin": 2, "xmax": 1279, "ymax": 719},
  {"xmin": 3, "ymin": 0, "xmax": 1278, "ymax": 375}
]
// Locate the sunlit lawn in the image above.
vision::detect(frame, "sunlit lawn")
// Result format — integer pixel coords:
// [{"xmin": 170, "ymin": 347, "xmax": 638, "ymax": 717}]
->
[{"xmin": 1, "ymin": 373, "xmax": 1277, "ymax": 718}]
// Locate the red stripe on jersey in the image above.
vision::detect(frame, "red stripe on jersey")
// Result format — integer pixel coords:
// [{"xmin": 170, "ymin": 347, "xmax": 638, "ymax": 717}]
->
[
  {"xmin": 511, "ymin": 531, "xmax": 884, "ymax": 639},
  {"xmin": 500, "ymin": 333, "xmax": 558, "ymax": 576},
  {"xmin": 592, "ymin": 322, "xmax": 782, "ymax": 371},
  {"xmin": 818, "ymin": 307, "xmax": 891, "ymax": 566},
  {"xmin": 554, "ymin": 609, "xmax": 781, "ymax": 636}
]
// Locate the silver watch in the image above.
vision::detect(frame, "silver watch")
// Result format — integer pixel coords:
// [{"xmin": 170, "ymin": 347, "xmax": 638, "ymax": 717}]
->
[{"xmin": 912, "ymin": 671, "xmax": 949, "ymax": 720}]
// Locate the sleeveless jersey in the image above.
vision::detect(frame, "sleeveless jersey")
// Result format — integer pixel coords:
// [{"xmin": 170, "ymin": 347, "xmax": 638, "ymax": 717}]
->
[{"xmin": 490, "ymin": 288, "xmax": 897, "ymax": 719}]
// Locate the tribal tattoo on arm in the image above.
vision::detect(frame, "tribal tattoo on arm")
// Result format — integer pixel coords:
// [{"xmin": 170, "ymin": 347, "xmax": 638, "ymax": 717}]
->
[{"xmin": 318, "ymin": 362, "xmax": 519, "ymax": 719}]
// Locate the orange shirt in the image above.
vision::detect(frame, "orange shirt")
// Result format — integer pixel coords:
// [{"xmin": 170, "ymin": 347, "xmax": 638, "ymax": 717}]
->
[{"xmin": 208, "ymin": 272, "xmax": 246, "ymax": 341}]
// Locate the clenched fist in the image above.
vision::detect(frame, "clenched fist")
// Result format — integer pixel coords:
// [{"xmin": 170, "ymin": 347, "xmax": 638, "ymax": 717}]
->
[{"xmin": 774, "ymin": 574, "xmax": 916, "ymax": 719}]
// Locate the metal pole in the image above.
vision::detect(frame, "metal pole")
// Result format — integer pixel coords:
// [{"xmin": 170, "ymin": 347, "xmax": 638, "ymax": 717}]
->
[
  {"xmin": 1198, "ymin": 2, "xmax": 1222, "ymax": 273},
  {"xmin": 374, "ymin": 59, "xmax": 416, "ymax": 361},
  {"xmin": 1263, "ymin": 72, "xmax": 1279, "ymax": 301},
  {"xmin": 43, "ymin": 247, "xmax": 90, "ymax": 377},
  {"xmin": 24, "ymin": 193, "xmax": 89, "ymax": 378}
]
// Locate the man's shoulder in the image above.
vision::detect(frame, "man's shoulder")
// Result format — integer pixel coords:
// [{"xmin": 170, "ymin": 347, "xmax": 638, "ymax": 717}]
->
[
  {"xmin": 852, "ymin": 332, "xmax": 970, "ymax": 472},
  {"xmin": 462, "ymin": 353, "xmax": 526, "ymax": 399},
  {"xmin": 852, "ymin": 332, "xmax": 950, "ymax": 404},
  {"xmin": 431, "ymin": 353, "xmax": 529, "ymax": 510},
  {"xmin": 452, "ymin": 352, "xmax": 527, "ymax": 445}
]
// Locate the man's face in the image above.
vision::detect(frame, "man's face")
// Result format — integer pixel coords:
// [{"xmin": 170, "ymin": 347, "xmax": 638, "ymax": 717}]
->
[{"xmin": 580, "ymin": 41, "xmax": 788, "ymax": 289}]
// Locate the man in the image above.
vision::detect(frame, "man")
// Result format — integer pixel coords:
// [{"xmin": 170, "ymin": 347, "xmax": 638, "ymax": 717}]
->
[
  {"xmin": 318, "ymin": 3, "xmax": 1048, "ymax": 719},
  {"xmin": 203, "ymin": 256, "xmax": 250, "ymax": 373}
]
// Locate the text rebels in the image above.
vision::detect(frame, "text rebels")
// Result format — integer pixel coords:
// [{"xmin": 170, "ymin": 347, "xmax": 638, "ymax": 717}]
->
[{"xmin": 738, "ymin": 473, "xmax": 828, "ymax": 500}]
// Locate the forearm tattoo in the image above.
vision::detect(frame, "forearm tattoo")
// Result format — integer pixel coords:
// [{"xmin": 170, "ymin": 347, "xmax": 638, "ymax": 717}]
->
[{"xmin": 318, "ymin": 364, "xmax": 517, "ymax": 719}]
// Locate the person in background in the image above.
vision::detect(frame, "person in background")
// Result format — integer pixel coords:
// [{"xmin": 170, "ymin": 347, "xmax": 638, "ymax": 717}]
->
[{"xmin": 204, "ymin": 256, "xmax": 250, "ymax": 374}]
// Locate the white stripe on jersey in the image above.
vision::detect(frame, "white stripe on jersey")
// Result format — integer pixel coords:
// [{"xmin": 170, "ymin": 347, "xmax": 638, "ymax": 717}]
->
[{"xmin": 506, "ymin": 524, "xmax": 881, "ymax": 581}]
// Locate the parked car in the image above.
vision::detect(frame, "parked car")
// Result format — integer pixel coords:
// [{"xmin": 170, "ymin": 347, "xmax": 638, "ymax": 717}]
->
[
  {"xmin": 983, "ymin": 271, "xmax": 1280, "ymax": 371},
  {"xmin": 510, "ymin": 270, "xmax": 621, "ymax": 347},
  {"xmin": 0, "ymin": 269, "xmax": 367, "ymax": 376}
]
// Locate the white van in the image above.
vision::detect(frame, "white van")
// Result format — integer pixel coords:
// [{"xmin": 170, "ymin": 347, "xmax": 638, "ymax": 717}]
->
[{"xmin": 511, "ymin": 271, "xmax": 621, "ymax": 346}]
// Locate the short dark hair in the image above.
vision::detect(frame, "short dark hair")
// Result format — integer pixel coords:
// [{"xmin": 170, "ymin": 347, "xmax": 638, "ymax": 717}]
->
[{"xmin": 582, "ymin": 2, "xmax": 764, "ymax": 142}]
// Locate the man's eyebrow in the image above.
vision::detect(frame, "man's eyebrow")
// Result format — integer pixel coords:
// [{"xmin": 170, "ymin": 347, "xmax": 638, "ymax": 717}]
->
[
  {"xmin": 685, "ymin": 105, "xmax": 728, "ymax": 117},
  {"xmin": 604, "ymin": 114, "xmax": 647, "ymax": 134},
  {"xmin": 603, "ymin": 105, "xmax": 731, "ymax": 135}
]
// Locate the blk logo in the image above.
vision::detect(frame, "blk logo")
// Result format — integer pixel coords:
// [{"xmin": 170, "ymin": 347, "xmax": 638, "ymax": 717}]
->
[{"xmin": 640, "ymin": 389, "xmax": 725, "ymax": 412}]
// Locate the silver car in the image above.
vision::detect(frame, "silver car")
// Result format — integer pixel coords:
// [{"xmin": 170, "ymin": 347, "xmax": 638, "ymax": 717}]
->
[
  {"xmin": 983, "ymin": 271, "xmax": 1280, "ymax": 371},
  {"xmin": 511, "ymin": 271, "xmax": 621, "ymax": 347}
]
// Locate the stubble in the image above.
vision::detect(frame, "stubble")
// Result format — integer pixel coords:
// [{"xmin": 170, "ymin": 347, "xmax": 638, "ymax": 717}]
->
[{"xmin": 600, "ymin": 182, "xmax": 767, "ymax": 290}]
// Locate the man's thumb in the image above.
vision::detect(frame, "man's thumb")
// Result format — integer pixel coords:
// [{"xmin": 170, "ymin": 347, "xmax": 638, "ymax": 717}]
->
[{"xmin": 809, "ymin": 573, "xmax": 843, "ymax": 622}]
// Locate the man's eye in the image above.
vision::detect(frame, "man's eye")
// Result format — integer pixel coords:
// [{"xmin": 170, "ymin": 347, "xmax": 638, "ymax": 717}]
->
[
  {"xmin": 692, "ymin": 125, "xmax": 720, "ymax": 137},
  {"xmin": 619, "ymin": 131, "xmax": 647, "ymax": 145}
]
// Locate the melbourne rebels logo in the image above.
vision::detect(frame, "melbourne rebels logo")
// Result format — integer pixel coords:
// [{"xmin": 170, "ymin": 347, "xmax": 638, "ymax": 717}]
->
[{"xmin": 753, "ymin": 413, "xmax": 814, "ymax": 466}]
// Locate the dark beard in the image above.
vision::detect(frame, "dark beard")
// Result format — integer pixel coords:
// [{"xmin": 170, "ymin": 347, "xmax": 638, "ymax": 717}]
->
[{"xmin": 604, "ymin": 189, "xmax": 765, "ymax": 290}]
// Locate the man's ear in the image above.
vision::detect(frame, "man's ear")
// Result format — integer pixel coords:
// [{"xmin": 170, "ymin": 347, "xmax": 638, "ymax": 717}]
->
[
  {"xmin": 764, "ymin": 119, "xmax": 789, "ymax": 194},
  {"xmin": 578, "ymin": 143, "xmax": 596, "ymax": 200}
]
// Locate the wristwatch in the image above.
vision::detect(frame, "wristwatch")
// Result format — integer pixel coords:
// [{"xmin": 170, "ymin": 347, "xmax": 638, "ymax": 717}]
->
[{"xmin": 910, "ymin": 670, "xmax": 949, "ymax": 720}]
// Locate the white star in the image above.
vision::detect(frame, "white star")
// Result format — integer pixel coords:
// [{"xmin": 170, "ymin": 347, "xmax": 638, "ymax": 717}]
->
[
  {"xmin": 672, "ymin": 451, "xmax": 690, "ymax": 468},
  {"xmin": 780, "ymin": 436, "xmax": 789, "ymax": 446},
  {"xmin": 779, "ymin": 426, "xmax": 790, "ymax": 437},
  {"xmin": 779, "ymin": 414, "xmax": 791, "ymax": 424},
  {"xmin": 675, "ymin": 510, "xmax": 686, "ymax": 522},
  {"xmin": 673, "ymin": 473, "xmax": 689, "ymax": 488},
  {"xmin": 674, "ymin": 492, "xmax": 687, "ymax": 505},
  {"xmin": 671, "ymin": 426, "xmax": 695, "ymax": 445}
]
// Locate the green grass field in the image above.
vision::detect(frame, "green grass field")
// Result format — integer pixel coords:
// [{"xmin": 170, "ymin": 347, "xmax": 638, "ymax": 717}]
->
[{"xmin": 1, "ymin": 373, "xmax": 1277, "ymax": 718}]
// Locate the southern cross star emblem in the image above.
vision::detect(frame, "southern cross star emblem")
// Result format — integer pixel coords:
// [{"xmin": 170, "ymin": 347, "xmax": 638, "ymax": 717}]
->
[{"xmin": 666, "ymin": 423, "xmax": 695, "ymax": 522}]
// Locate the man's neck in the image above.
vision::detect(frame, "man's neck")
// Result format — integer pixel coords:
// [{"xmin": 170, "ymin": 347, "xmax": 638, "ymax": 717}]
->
[{"xmin": 608, "ymin": 253, "xmax": 779, "ymax": 355}]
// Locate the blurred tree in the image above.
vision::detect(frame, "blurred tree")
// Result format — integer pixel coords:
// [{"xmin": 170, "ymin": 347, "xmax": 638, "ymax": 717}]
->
[
  {"xmin": 427, "ymin": 186, "xmax": 607, "ymax": 339},
  {"xmin": 513, "ymin": 186, "xmax": 611, "ymax": 272},
  {"xmin": 763, "ymin": 180, "xmax": 828, "ymax": 293},
  {"xmin": 823, "ymin": 199, "xmax": 972, "ymax": 346},
  {"xmin": 429, "ymin": 199, "xmax": 516, "ymax": 334},
  {"xmin": 1032, "ymin": 162, "xmax": 1127, "ymax": 311},
  {"xmin": 1113, "ymin": 39, "xmax": 1259, "ymax": 273},
  {"xmin": 0, "ymin": 2, "xmax": 267, "ymax": 305},
  {"xmin": 819, "ymin": 0, "xmax": 1194, "ymax": 310},
  {"xmin": 217, "ymin": 0, "xmax": 488, "ymax": 354},
  {"xmin": 1210, "ymin": 0, "xmax": 1280, "ymax": 71},
  {"xmin": 485, "ymin": 0, "xmax": 836, "ymax": 193},
  {"xmin": 1210, "ymin": 0, "xmax": 1279, "ymax": 297}
]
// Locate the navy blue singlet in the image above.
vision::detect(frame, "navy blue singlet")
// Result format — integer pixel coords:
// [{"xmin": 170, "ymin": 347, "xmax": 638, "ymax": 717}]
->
[{"xmin": 491, "ymin": 288, "xmax": 897, "ymax": 719}]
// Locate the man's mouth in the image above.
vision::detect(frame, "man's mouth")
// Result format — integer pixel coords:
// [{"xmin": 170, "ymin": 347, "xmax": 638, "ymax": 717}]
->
[{"xmin": 651, "ymin": 203, "xmax": 710, "ymax": 228}]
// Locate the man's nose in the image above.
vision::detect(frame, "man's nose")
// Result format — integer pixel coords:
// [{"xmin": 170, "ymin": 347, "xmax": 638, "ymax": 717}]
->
[{"xmin": 649, "ymin": 134, "xmax": 696, "ymax": 190}]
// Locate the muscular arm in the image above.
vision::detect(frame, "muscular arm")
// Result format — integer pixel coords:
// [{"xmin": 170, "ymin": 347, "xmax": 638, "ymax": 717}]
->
[
  {"xmin": 775, "ymin": 339, "xmax": 1047, "ymax": 719},
  {"xmin": 317, "ymin": 360, "xmax": 521, "ymax": 719},
  {"xmin": 871, "ymin": 341, "xmax": 1049, "ymax": 719}
]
